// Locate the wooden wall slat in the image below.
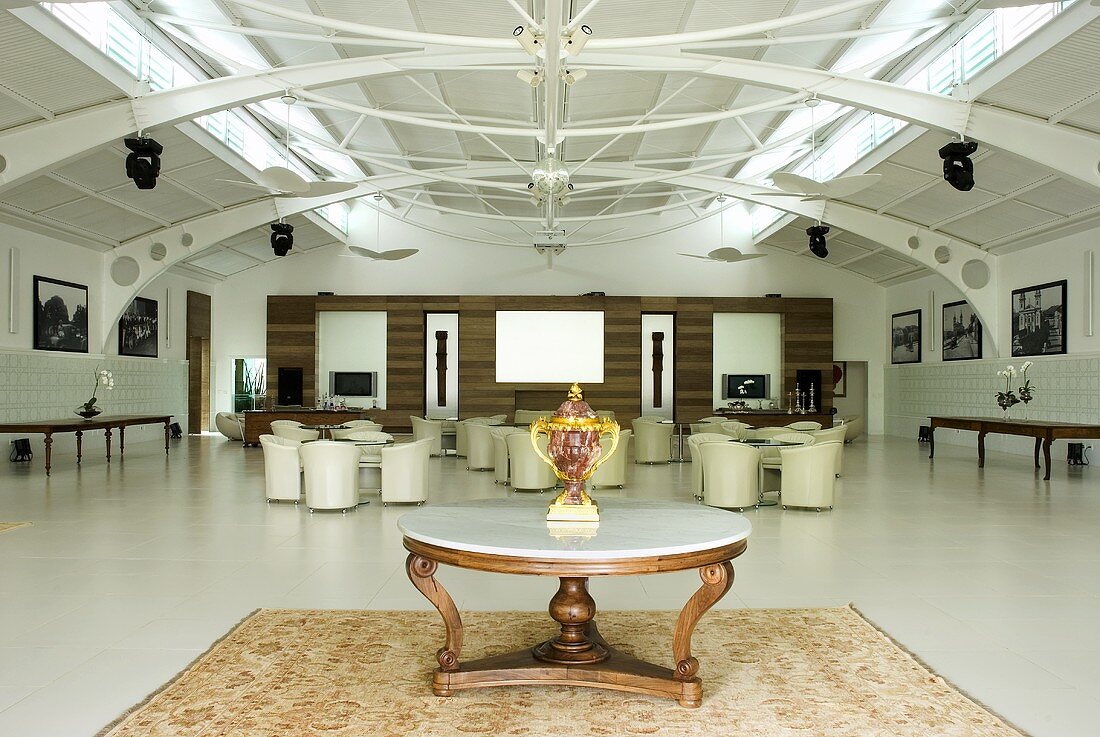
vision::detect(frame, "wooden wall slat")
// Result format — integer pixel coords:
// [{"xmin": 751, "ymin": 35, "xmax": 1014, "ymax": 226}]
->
[{"xmin": 266, "ymin": 295, "xmax": 833, "ymax": 431}]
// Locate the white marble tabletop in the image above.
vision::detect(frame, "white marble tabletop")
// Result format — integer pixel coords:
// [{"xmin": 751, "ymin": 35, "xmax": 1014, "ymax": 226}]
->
[{"xmin": 399, "ymin": 499, "xmax": 751, "ymax": 560}]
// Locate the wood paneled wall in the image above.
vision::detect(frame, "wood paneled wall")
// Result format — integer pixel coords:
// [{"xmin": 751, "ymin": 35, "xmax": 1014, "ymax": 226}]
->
[
  {"xmin": 265, "ymin": 295, "xmax": 833, "ymax": 431},
  {"xmin": 186, "ymin": 290, "xmax": 211, "ymax": 434}
]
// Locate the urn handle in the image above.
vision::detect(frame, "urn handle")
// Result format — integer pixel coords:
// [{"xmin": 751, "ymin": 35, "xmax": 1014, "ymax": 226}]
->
[
  {"xmin": 529, "ymin": 418, "xmax": 557, "ymax": 471},
  {"xmin": 586, "ymin": 419, "xmax": 620, "ymax": 476}
]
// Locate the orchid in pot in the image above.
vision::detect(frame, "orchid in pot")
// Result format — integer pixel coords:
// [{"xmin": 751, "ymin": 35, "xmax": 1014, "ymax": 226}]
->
[
  {"xmin": 77, "ymin": 369, "xmax": 114, "ymax": 419},
  {"xmin": 1017, "ymin": 360, "xmax": 1036, "ymax": 419},
  {"xmin": 995, "ymin": 366, "xmax": 1019, "ymax": 417}
]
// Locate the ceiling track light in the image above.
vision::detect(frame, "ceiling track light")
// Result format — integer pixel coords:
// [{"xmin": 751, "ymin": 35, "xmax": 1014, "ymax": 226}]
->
[
  {"xmin": 123, "ymin": 136, "xmax": 163, "ymax": 190},
  {"xmin": 270, "ymin": 221, "xmax": 294, "ymax": 257},
  {"xmin": 561, "ymin": 67, "xmax": 587, "ymax": 86},
  {"xmin": 939, "ymin": 140, "xmax": 979, "ymax": 192},
  {"xmin": 516, "ymin": 69, "xmax": 544, "ymax": 87},
  {"xmin": 807, "ymin": 224, "xmax": 830, "ymax": 259},
  {"xmin": 562, "ymin": 24, "xmax": 592, "ymax": 57},
  {"xmin": 513, "ymin": 25, "xmax": 543, "ymax": 56}
]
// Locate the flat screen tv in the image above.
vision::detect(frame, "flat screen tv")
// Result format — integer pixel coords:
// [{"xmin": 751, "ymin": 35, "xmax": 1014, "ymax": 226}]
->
[
  {"xmin": 330, "ymin": 371, "xmax": 377, "ymax": 397},
  {"xmin": 723, "ymin": 374, "xmax": 768, "ymax": 400}
]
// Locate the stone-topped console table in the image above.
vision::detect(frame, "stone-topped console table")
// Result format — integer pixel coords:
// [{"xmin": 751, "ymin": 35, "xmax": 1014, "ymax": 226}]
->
[
  {"xmin": 711, "ymin": 410, "xmax": 834, "ymax": 428},
  {"xmin": 399, "ymin": 499, "xmax": 751, "ymax": 707},
  {"xmin": 242, "ymin": 409, "xmax": 372, "ymax": 446}
]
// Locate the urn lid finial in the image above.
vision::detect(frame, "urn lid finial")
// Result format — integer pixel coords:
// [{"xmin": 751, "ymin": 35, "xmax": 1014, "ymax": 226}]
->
[{"xmin": 567, "ymin": 382, "xmax": 584, "ymax": 402}]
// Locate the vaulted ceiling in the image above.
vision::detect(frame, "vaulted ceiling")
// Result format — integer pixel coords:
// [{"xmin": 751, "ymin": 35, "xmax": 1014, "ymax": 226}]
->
[{"xmin": 0, "ymin": 0, "xmax": 1098, "ymax": 285}]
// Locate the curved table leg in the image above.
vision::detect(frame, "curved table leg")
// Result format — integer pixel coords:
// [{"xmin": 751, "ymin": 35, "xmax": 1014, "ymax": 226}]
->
[
  {"xmin": 405, "ymin": 553, "xmax": 463, "ymax": 693},
  {"xmin": 1043, "ymin": 436, "xmax": 1052, "ymax": 481},
  {"xmin": 672, "ymin": 562, "xmax": 734, "ymax": 707}
]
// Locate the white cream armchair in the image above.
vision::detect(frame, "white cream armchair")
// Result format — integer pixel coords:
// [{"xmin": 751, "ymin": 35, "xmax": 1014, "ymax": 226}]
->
[
  {"xmin": 215, "ymin": 412, "xmax": 244, "ymax": 441},
  {"xmin": 632, "ymin": 419, "xmax": 673, "ymax": 464},
  {"xmin": 506, "ymin": 432, "xmax": 557, "ymax": 492},
  {"xmin": 410, "ymin": 416, "xmax": 445, "ymax": 456},
  {"xmin": 589, "ymin": 430, "xmax": 631, "ymax": 489},
  {"xmin": 490, "ymin": 426, "xmax": 525, "ymax": 484},
  {"xmin": 259, "ymin": 434, "xmax": 301, "ymax": 503},
  {"xmin": 454, "ymin": 416, "xmax": 506, "ymax": 458},
  {"xmin": 786, "ymin": 421, "xmax": 823, "ymax": 431},
  {"xmin": 686, "ymin": 432, "xmax": 729, "ymax": 500},
  {"xmin": 779, "ymin": 443, "xmax": 841, "ymax": 511},
  {"xmin": 699, "ymin": 442, "xmax": 761, "ymax": 511},
  {"xmin": 381, "ymin": 439, "xmax": 432, "ymax": 506},
  {"xmin": 466, "ymin": 422, "xmax": 496, "ymax": 471},
  {"xmin": 300, "ymin": 441, "xmax": 362, "ymax": 513},
  {"xmin": 331, "ymin": 420, "xmax": 382, "ymax": 439},
  {"xmin": 811, "ymin": 426, "xmax": 847, "ymax": 476},
  {"xmin": 270, "ymin": 420, "xmax": 320, "ymax": 442}
]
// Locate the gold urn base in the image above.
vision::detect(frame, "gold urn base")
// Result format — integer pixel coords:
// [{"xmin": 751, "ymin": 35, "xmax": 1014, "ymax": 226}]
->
[{"xmin": 547, "ymin": 497, "xmax": 600, "ymax": 523}]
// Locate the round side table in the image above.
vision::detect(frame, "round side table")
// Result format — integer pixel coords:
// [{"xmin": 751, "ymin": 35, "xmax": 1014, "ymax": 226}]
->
[{"xmin": 399, "ymin": 499, "xmax": 751, "ymax": 707}]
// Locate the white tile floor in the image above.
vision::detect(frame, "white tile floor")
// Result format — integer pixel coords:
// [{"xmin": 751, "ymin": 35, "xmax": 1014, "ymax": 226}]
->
[{"xmin": 1, "ymin": 434, "xmax": 1098, "ymax": 736}]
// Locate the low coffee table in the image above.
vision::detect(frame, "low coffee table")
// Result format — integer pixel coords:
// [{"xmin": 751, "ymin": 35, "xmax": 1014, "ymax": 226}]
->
[{"xmin": 399, "ymin": 499, "xmax": 751, "ymax": 707}]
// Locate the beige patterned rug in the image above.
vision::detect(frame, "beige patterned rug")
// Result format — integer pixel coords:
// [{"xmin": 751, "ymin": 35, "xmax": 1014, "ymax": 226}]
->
[
  {"xmin": 99, "ymin": 606, "xmax": 1028, "ymax": 737},
  {"xmin": 0, "ymin": 522, "xmax": 29, "ymax": 534}
]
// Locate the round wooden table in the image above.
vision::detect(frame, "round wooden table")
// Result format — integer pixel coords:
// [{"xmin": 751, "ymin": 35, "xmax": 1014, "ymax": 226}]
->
[{"xmin": 399, "ymin": 499, "xmax": 751, "ymax": 707}]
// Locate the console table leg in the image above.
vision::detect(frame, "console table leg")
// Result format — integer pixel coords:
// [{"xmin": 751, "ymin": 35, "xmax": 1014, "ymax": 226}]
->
[
  {"xmin": 119, "ymin": 427, "xmax": 125, "ymax": 456},
  {"xmin": 105, "ymin": 429, "xmax": 112, "ymax": 463},
  {"xmin": 406, "ymin": 554, "xmax": 463, "ymax": 688},
  {"xmin": 76, "ymin": 431, "xmax": 83, "ymax": 464},
  {"xmin": 43, "ymin": 434, "xmax": 53, "ymax": 476},
  {"xmin": 672, "ymin": 562, "xmax": 734, "ymax": 706},
  {"xmin": 928, "ymin": 427, "xmax": 935, "ymax": 459},
  {"xmin": 1043, "ymin": 437, "xmax": 1052, "ymax": 481},
  {"xmin": 164, "ymin": 421, "xmax": 170, "ymax": 455},
  {"xmin": 977, "ymin": 431, "xmax": 986, "ymax": 468},
  {"xmin": 1034, "ymin": 438, "xmax": 1042, "ymax": 469}
]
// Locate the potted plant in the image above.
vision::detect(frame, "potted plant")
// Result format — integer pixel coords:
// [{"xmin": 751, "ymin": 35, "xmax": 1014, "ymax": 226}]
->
[
  {"xmin": 77, "ymin": 369, "xmax": 114, "ymax": 419},
  {"xmin": 995, "ymin": 366, "xmax": 1019, "ymax": 418}
]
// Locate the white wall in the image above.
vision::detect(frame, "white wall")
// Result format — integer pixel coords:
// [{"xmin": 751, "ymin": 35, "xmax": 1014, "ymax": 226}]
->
[
  {"xmin": 833, "ymin": 361, "xmax": 867, "ymax": 419},
  {"xmin": 0, "ymin": 221, "xmax": 209, "ymax": 462},
  {"xmin": 712, "ymin": 313, "xmax": 782, "ymax": 407},
  {"xmin": 317, "ymin": 312, "xmax": 387, "ymax": 408},
  {"xmin": 209, "ymin": 209, "xmax": 888, "ymax": 430},
  {"xmin": 640, "ymin": 313, "xmax": 674, "ymax": 419},
  {"xmin": 884, "ymin": 224, "xmax": 1100, "ymax": 455},
  {"xmin": 425, "ymin": 312, "xmax": 458, "ymax": 418}
]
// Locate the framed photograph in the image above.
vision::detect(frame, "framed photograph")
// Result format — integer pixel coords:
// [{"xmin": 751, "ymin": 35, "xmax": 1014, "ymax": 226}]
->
[
  {"xmin": 118, "ymin": 296, "xmax": 158, "ymax": 358},
  {"xmin": 891, "ymin": 310, "xmax": 922, "ymax": 364},
  {"xmin": 942, "ymin": 300, "xmax": 982, "ymax": 361},
  {"xmin": 33, "ymin": 276, "xmax": 89, "ymax": 353},
  {"xmin": 832, "ymin": 361, "xmax": 847, "ymax": 398},
  {"xmin": 1011, "ymin": 280, "xmax": 1066, "ymax": 356}
]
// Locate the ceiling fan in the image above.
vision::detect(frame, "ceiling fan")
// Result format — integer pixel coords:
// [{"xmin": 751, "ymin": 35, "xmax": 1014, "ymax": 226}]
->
[
  {"xmin": 679, "ymin": 196, "xmax": 765, "ymax": 263},
  {"xmin": 765, "ymin": 97, "xmax": 880, "ymax": 201},
  {"xmin": 217, "ymin": 93, "xmax": 355, "ymax": 198},
  {"xmin": 340, "ymin": 194, "xmax": 419, "ymax": 261},
  {"xmin": 976, "ymin": 0, "xmax": 1098, "ymax": 7}
]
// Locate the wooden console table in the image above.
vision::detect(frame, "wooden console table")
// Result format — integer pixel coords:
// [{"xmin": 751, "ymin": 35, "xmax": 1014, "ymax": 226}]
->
[
  {"xmin": 241, "ymin": 409, "xmax": 371, "ymax": 446},
  {"xmin": 0, "ymin": 414, "xmax": 172, "ymax": 476},
  {"xmin": 399, "ymin": 498, "xmax": 751, "ymax": 707},
  {"xmin": 929, "ymin": 416, "xmax": 1100, "ymax": 481}
]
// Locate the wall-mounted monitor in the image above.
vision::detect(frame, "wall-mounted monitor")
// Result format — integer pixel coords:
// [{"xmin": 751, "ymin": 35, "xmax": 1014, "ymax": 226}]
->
[
  {"xmin": 722, "ymin": 374, "xmax": 769, "ymax": 399},
  {"xmin": 330, "ymin": 371, "xmax": 377, "ymax": 397}
]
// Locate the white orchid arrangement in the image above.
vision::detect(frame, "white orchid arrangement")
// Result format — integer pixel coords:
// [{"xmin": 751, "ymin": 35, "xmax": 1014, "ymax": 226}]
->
[
  {"xmin": 1018, "ymin": 360, "xmax": 1036, "ymax": 404},
  {"xmin": 82, "ymin": 369, "xmax": 115, "ymax": 412},
  {"xmin": 995, "ymin": 365, "xmax": 1020, "ymax": 412}
]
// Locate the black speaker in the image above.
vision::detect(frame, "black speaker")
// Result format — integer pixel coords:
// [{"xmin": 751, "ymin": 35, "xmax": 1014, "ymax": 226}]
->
[
  {"xmin": 9, "ymin": 439, "xmax": 32, "ymax": 462},
  {"xmin": 278, "ymin": 367, "xmax": 304, "ymax": 406},
  {"xmin": 1068, "ymin": 443, "xmax": 1089, "ymax": 466}
]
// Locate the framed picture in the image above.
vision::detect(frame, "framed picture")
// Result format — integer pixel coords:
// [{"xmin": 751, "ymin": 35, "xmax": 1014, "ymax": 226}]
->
[
  {"xmin": 118, "ymin": 296, "xmax": 158, "ymax": 358},
  {"xmin": 33, "ymin": 276, "xmax": 89, "ymax": 353},
  {"xmin": 832, "ymin": 361, "xmax": 847, "ymax": 398},
  {"xmin": 942, "ymin": 300, "xmax": 982, "ymax": 361},
  {"xmin": 1011, "ymin": 280, "xmax": 1066, "ymax": 356},
  {"xmin": 891, "ymin": 310, "xmax": 922, "ymax": 364}
]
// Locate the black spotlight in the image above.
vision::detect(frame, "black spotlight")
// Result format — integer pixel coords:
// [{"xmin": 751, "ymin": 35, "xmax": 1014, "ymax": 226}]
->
[
  {"xmin": 123, "ymin": 136, "xmax": 163, "ymax": 190},
  {"xmin": 939, "ymin": 140, "xmax": 979, "ymax": 192},
  {"xmin": 807, "ymin": 224, "xmax": 830, "ymax": 259},
  {"xmin": 270, "ymin": 222, "xmax": 294, "ymax": 257}
]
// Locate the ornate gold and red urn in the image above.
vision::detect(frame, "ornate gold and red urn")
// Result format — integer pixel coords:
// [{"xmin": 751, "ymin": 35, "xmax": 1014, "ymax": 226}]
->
[{"xmin": 530, "ymin": 383, "xmax": 620, "ymax": 522}]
